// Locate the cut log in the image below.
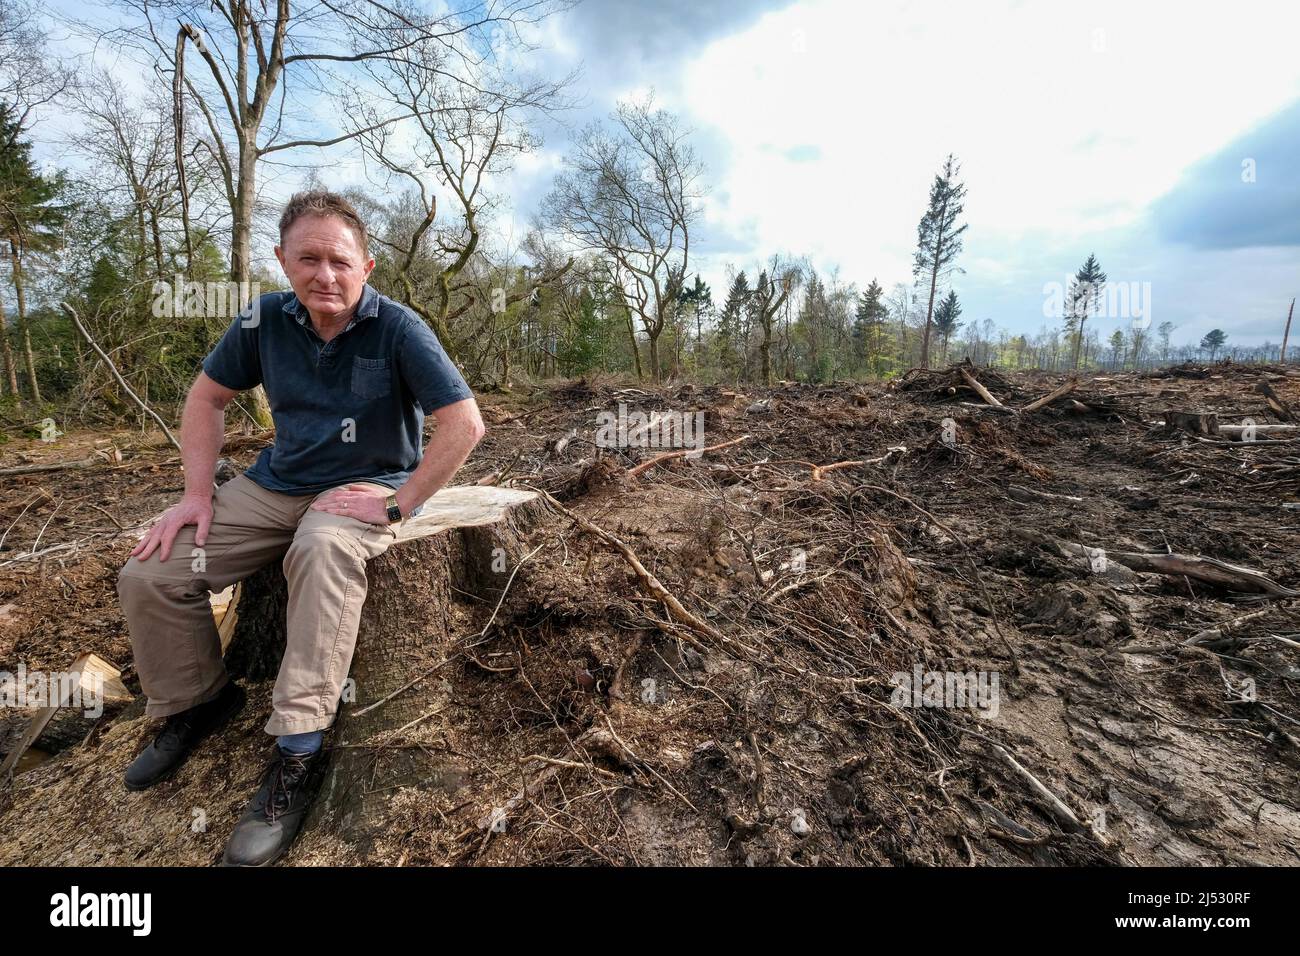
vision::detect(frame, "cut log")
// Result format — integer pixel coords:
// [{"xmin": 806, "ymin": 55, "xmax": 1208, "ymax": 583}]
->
[
  {"xmin": 959, "ymin": 366, "xmax": 1004, "ymax": 407},
  {"xmin": 1021, "ymin": 377, "xmax": 1077, "ymax": 413},
  {"xmin": 0, "ymin": 652, "xmax": 132, "ymax": 776},
  {"xmin": 1218, "ymin": 423, "xmax": 1299, "ymax": 440}
]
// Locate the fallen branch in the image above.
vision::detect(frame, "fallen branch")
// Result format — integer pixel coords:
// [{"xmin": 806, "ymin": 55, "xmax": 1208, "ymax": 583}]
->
[
  {"xmin": 959, "ymin": 366, "xmax": 1004, "ymax": 408},
  {"xmin": 1013, "ymin": 528, "xmax": 1298, "ymax": 596},
  {"xmin": 527, "ymin": 486, "xmax": 722, "ymax": 649},
  {"xmin": 812, "ymin": 445, "xmax": 907, "ymax": 480},
  {"xmin": 0, "ymin": 454, "xmax": 107, "ymax": 476},
  {"xmin": 1021, "ymin": 377, "xmax": 1078, "ymax": 413},
  {"xmin": 628, "ymin": 434, "xmax": 750, "ymax": 478},
  {"xmin": 62, "ymin": 302, "xmax": 181, "ymax": 453},
  {"xmin": 1184, "ymin": 607, "xmax": 1280, "ymax": 647},
  {"xmin": 991, "ymin": 744, "xmax": 1084, "ymax": 833}
]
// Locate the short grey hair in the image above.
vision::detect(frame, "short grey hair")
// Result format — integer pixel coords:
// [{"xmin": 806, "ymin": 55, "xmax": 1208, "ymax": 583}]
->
[{"xmin": 278, "ymin": 190, "xmax": 369, "ymax": 254}]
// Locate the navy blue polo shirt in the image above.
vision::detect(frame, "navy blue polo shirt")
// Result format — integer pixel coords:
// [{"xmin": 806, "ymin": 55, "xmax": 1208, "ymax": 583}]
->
[{"xmin": 201, "ymin": 283, "xmax": 473, "ymax": 496}]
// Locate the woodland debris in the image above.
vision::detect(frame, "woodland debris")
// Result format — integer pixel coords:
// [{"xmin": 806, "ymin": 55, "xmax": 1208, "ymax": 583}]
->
[
  {"xmin": 1012, "ymin": 528, "xmax": 1298, "ymax": 596},
  {"xmin": 0, "ymin": 652, "xmax": 132, "ymax": 777},
  {"xmin": 529, "ymin": 486, "xmax": 723, "ymax": 650},
  {"xmin": 1021, "ymin": 377, "xmax": 1078, "ymax": 413},
  {"xmin": 1256, "ymin": 380, "xmax": 1295, "ymax": 422},
  {"xmin": 62, "ymin": 302, "xmax": 182, "ymax": 454},
  {"xmin": 627, "ymin": 435, "xmax": 750, "ymax": 478},
  {"xmin": 1163, "ymin": 411, "xmax": 1219, "ymax": 435}
]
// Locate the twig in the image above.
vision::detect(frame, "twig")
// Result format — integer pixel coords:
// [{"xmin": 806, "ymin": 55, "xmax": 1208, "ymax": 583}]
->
[
  {"xmin": 61, "ymin": 302, "xmax": 181, "ymax": 453},
  {"xmin": 628, "ymin": 435, "xmax": 750, "ymax": 478},
  {"xmin": 527, "ymin": 485, "xmax": 721, "ymax": 650}
]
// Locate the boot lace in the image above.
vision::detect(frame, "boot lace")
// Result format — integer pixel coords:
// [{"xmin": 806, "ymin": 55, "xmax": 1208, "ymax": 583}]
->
[{"xmin": 263, "ymin": 751, "xmax": 312, "ymax": 823}]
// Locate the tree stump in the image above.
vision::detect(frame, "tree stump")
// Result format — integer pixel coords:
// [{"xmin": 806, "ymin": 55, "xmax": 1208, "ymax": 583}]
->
[{"xmin": 218, "ymin": 485, "xmax": 548, "ymax": 863}]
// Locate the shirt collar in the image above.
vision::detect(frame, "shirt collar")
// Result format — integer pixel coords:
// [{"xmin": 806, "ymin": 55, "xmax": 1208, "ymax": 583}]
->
[{"xmin": 283, "ymin": 283, "xmax": 380, "ymax": 330}]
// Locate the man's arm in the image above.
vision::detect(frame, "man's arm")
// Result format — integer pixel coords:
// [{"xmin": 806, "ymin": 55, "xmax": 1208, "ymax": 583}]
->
[
  {"xmin": 311, "ymin": 396, "xmax": 485, "ymax": 524},
  {"xmin": 130, "ymin": 372, "xmax": 240, "ymax": 561},
  {"xmin": 181, "ymin": 372, "xmax": 239, "ymax": 501},
  {"xmin": 393, "ymin": 397, "xmax": 486, "ymax": 516}
]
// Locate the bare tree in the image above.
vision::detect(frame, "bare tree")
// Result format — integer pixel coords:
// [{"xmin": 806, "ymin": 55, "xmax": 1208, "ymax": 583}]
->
[
  {"xmin": 66, "ymin": 75, "xmax": 196, "ymax": 283},
  {"xmin": 349, "ymin": 26, "xmax": 572, "ymax": 352},
  {"xmin": 83, "ymin": 0, "xmax": 570, "ymax": 422},
  {"xmin": 543, "ymin": 94, "xmax": 703, "ymax": 382},
  {"xmin": 751, "ymin": 259, "xmax": 797, "ymax": 386},
  {"xmin": 0, "ymin": 0, "xmax": 74, "ymax": 141}
]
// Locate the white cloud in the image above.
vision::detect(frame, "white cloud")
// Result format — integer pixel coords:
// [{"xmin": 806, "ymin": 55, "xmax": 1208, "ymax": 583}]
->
[{"xmin": 680, "ymin": 0, "xmax": 1300, "ymax": 311}]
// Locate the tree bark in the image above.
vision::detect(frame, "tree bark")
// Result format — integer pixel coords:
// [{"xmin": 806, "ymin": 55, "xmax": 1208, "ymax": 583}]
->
[
  {"xmin": 8, "ymin": 239, "xmax": 39, "ymax": 403},
  {"xmin": 0, "ymin": 281, "xmax": 18, "ymax": 397}
]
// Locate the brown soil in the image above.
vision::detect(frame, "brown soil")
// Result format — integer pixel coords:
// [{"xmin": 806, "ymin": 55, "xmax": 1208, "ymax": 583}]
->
[{"xmin": 2, "ymin": 359, "xmax": 1298, "ymax": 866}]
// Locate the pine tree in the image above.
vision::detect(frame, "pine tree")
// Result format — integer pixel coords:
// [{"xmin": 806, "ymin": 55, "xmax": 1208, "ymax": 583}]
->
[
  {"xmin": 678, "ymin": 274, "xmax": 712, "ymax": 370},
  {"xmin": 853, "ymin": 278, "xmax": 888, "ymax": 376},
  {"xmin": 0, "ymin": 102, "xmax": 66, "ymax": 403},
  {"xmin": 913, "ymin": 154, "xmax": 968, "ymax": 369},
  {"xmin": 717, "ymin": 272, "xmax": 750, "ymax": 380},
  {"xmin": 795, "ymin": 270, "xmax": 828, "ymax": 383},
  {"xmin": 932, "ymin": 289, "xmax": 963, "ymax": 366},
  {"xmin": 1201, "ymin": 328, "xmax": 1227, "ymax": 361},
  {"xmin": 1065, "ymin": 254, "xmax": 1106, "ymax": 369}
]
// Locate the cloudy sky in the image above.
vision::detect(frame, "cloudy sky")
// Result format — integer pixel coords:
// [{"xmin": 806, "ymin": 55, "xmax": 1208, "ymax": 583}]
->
[{"xmin": 40, "ymin": 0, "xmax": 1300, "ymax": 348}]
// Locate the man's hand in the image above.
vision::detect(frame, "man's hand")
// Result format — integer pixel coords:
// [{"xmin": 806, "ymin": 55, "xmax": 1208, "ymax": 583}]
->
[
  {"xmin": 130, "ymin": 494, "xmax": 213, "ymax": 562},
  {"xmin": 311, "ymin": 483, "xmax": 391, "ymax": 525}
]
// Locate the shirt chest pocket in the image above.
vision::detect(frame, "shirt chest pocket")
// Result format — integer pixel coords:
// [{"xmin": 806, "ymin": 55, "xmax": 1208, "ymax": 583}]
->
[{"xmin": 351, "ymin": 356, "xmax": 392, "ymax": 399}]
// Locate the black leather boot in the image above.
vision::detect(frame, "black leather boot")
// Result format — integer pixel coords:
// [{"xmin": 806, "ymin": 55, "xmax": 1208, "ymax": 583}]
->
[
  {"xmin": 124, "ymin": 681, "xmax": 246, "ymax": 791},
  {"xmin": 220, "ymin": 744, "xmax": 329, "ymax": 867}
]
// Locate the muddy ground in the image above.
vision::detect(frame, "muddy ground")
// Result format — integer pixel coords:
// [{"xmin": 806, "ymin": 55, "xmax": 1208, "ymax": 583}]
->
[{"xmin": 1, "ymin": 360, "xmax": 1298, "ymax": 866}]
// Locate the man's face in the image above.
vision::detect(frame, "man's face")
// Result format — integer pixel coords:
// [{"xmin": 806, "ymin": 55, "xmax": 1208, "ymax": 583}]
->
[{"xmin": 274, "ymin": 215, "xmax": 375, "ymax": 324}]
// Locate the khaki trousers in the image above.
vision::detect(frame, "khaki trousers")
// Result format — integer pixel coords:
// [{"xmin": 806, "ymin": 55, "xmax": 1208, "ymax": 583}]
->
[{"xmin": 116, "ymin": 474, "xmax": 397, "ymax": 736}]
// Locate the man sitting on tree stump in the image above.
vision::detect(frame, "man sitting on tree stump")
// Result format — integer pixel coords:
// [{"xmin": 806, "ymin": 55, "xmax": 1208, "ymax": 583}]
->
[{"xmin": 115, "ymin": 190, "xmax": 485, "ymax": 866}]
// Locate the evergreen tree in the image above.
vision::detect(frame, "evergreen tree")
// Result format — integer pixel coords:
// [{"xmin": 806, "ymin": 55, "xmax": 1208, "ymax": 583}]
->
[
  {"xmin": 678, "ymin": 274, "xmax": 712, "ymax": 369},
  {"xmin": 853, "ymin": 278, "xmax": 888, "ymax": 376},
  {"xmin": 913, "ymin": 154, "xmax": 967, "ymax": 368},
  {"xmin": 932, "ymin": 289, "xmax": 963, "ymax": 366},
  {"xmin": 0, "ymin": 102, "xmax": 66, "ymax": 402},
  {"xmin": 717, "ymin": 271, "xmax": 750, "ymax": 380},
  {"xmin": 557, "ymin": 285, "xmax": 607, "ymax": 376},
  {"xmin": 1065, "ymin": 253, "xmax": 1107, "ymax": 369},
  {"xmin": 1201, "ymin": 328, "xmax": 1228, "ymax": 360}
]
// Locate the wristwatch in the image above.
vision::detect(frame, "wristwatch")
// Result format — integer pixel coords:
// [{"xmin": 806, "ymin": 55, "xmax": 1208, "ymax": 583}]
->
[{"xmin": 385, "ymin": 493, "xmax": 403, "ymax": 524}]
